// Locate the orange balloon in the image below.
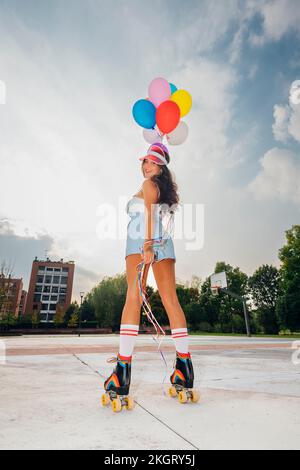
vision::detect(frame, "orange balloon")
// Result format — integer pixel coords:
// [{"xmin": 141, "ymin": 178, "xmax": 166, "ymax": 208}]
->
[{"xmin": 156, "ymin": 100, "xmax": 180, "ymax": 134}]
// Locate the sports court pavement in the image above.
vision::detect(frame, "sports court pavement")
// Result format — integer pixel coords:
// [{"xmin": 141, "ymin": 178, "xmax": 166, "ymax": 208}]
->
[{"xmin": 0, "ymin": 334, "xmax": 300, "ymax": 450}]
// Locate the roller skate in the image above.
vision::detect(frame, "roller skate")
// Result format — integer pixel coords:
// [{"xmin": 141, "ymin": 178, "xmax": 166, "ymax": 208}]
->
[
  {"xmin": 168, "ymin": 351, "xmax": 200, "ymax": 404},
  {"xmin": 101, "ymin": 354, "xmax": 135, "ymax": 413}
]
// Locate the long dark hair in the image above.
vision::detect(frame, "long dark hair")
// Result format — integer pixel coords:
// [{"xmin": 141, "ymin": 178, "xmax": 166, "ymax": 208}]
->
[{"xmin": 141, "ymin": 156, "xmax": 179, "ymax": 212}]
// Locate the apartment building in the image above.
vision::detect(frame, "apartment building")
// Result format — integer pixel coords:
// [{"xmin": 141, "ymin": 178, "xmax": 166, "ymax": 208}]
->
[
  {"xmin": 18, "ymin": 290, "xmax": 27, "ymax": 318},
  {"xmin": 25, "ymin": 257, "xmax": 75, "ymax": 323},
  {"xmin": 0, "ymin": 276, "xmax": 23, "ymax": 319}
]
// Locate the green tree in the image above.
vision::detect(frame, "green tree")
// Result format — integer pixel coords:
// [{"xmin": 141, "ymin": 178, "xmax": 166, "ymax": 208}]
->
[
  {"xmin": 91, "ymin": 273, "xmax": 127, "ymax": 331},
  {"xmin": 142, "ymin": 285, "xmax": 168, "ymax": 328},
  {"xmin": 54, "ymin": 304, "xmax": 65, "ymax": 327},
  {"xmin": 64, "ymin": 301, "xmax": 79, "ymax": 324},
  {"xmin": 204, "ymin": 262, "xmax": 250, "ymax": 333},
  {"xmin": 68, "ymin": 312, "xmax": 79, "ymax": 328},
  {"xmin": 0, "ymin": 261, "xmax": 15, "ymax": 324},
  {"xmin": 80, "ymin": 294, "xmax": 96, "ymax": 322},
  {"xmin": 31, "ymin": 311, "xmax": 40, "ymax": 328},
  {"xmin": 276, "ymin": 225, "xmax": 300, "ymax": 331},
  {"xmin": 248, "ymin": 265, "xmax": 281, "ymax": 334}
]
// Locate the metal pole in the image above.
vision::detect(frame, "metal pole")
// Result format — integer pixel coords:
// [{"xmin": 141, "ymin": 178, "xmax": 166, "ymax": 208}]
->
[
  {"xmin": 242, "ymin": 299, "xmax": 251, "ymax": 337},
  {"xmin": 222, "ymin": 288, "xmax": 251, "ymax": 337},
  {"xmin": 79, "ymin": 292, "xmax": 84, "ymax": 338}
]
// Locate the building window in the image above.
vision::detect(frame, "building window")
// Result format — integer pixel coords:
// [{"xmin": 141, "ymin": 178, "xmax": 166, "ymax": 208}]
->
[
  {"xmin": 50, "ymin": 295, "xmax": 58, "ymax": 301},
  {"xmin": 60, "ymin": 277, "xmax": 68, "ymax": 285},
  {"xmin": 33, "ymin": 294, "xmax": 41, "ymax": 302},
  {"xmin": 42, "ymin": 295, "xmax": 50, "ymax": 301},
  {"xmin": 35, "ymin": 285, "xmax": 42, "ymax": 293},
  {"xmin": 60, "ymin": 287, "xmax": 67, "ymax": 294},
  {"xmin": 59, "ymin": 295, "xmax": 66, "ymax": 303},
  {"xmin": 54, "ymin": 268, "xmax": 61, "ymax": 272},
  {"xmin": 43, "ymin": 286, "xmax": 51, "ymax": 293},
  {"xmin": 52, "ymin": 286, "xmax": 59, "ymax": 293},
  {"xmin": 40, "ymin": 313, "xmax": 47, "ymax": 321},
  {"xmin": 49, "ymin": 304, "xmax": 57, "ymax": 311},
  {"xmin": 62, "ymin": 267, "xmax": 69, "ymax": 273},
  {"xmin": 38, "ymin": 266, "xmax": 45, "ymax": 271},
  {"xmin": 45, "ymin": 275, "xmax": 52, "ymax": 284},
  {"xmin": 53, "ymin": 276, "xmax": 60, "ymax": 284},
  {"xmin": 48, "ymin": 313, "xmax": 55, "ymax": 322},
  {"xmin": 41, "ymin": 303, "xmax": 49, "ymax": 311},
  {"xmin": 36, "ymin": 275, "xmax": 44, "ymax": 284},
  {"xmin": 46, "ymin": 267, "xmax": 53, "ymax": 272}
]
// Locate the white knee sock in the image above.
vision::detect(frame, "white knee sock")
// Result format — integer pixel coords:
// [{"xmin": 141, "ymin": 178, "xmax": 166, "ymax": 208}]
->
[
  {"xmin": 171, "ymin": 328, "xmax": 189, "ymax": 354},
  {"xmin": 119, "ymin": 324, "xmax": 139, "ymax": 358}
]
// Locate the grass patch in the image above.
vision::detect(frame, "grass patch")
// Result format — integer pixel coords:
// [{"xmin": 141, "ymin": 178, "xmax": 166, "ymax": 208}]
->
[{"xmin": 189, "ymin": 331, "xmax": 300, "ymax": 339}]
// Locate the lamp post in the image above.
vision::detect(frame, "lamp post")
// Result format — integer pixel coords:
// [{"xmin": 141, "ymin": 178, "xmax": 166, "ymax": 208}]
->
[{"xmin": 79, "ymin": 291, "xmax": 84, "ymax": 338}]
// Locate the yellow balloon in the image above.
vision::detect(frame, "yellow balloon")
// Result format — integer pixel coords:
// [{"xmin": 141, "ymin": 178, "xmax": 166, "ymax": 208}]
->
[{"xmin": 170, "ymin": 89, "xmax": 192, "ymax": 117}]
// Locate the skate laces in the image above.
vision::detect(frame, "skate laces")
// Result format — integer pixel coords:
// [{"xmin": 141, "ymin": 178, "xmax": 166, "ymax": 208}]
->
[
  {"xmin": 106, "ymin": 356, "xmax": 118, "ymax": 364},
  {"xmin": 106, "ymin": 355, "xmax": 132, "ymax": 364}
]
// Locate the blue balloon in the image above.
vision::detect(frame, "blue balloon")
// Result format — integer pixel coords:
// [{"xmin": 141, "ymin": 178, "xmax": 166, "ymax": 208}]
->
[
  {"xmin": 170, "ymin": 83, "xmax": 177, "ymax": 95},
  {"xmin": 132, "ymin": 99, "xmax": 156, "ymax": 129}
]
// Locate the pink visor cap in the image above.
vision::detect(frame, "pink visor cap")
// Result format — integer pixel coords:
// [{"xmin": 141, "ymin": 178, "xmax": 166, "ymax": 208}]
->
[{"xmin": 139, "ymin": 143, "xmax": 170, "ymax": 166}]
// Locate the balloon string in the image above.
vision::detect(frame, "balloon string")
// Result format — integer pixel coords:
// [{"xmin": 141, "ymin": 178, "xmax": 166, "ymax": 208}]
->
[{"xmin": 135, "ymin": 211, "xmax": 174, "ymax": 396}]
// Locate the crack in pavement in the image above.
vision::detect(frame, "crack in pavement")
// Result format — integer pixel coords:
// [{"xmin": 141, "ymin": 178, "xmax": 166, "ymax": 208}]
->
[{"xmin": 65, "ymin": 347, "xmax": 200, "ymax": 451}]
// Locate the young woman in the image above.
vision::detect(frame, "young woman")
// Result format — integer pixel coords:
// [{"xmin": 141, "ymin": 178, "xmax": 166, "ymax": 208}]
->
[{"xmin": 102, "ymin": 142, "xmax": 197, "ymax": 409}]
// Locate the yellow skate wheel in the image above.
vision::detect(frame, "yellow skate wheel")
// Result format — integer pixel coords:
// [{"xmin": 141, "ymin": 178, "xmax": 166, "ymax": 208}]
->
[
  {"xmin": 125, "ymin": 396, "xmax": 134, "ymax": 410},
  {"xmin": 178, "ymin": 390, "xmax": 188, "ymax": 403},
  {"xmin": 111, "ymin": 397, "xmax": 122, "ymax": 413},
  {"xmin": 191, "ymin": 390, "xmax": 200, "ymax": 403},
  {"xmin": 168, "ymin": 386, "xmax": 177, "ymax": 398},
  {"xmin": 101, "ymin": 393, "xmax": 110, "ymax": 407}
]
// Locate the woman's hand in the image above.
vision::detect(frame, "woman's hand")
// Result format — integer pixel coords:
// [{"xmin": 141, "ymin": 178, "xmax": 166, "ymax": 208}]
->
[{"xmin": 142, "ymin": 242, "xmax": 155, "ymax": 265}]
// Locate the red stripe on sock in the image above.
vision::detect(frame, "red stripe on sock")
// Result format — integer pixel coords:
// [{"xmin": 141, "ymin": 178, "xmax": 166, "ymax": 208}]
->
[
  {"xmin": 172, "ymin": 334, "xmax": 188, "ymax": 338},
  {"xmin": 120, "ymin": 333, "xmax": 138, "ymax": 336},
  {"xmin": 118, "ymin": 354, "xmax": 132, "ymax": 361},
  {"xmin": 177, "ymin": 351, "xmax": 191, "ymax": 358},
  {"xmin": 120, "ymin": 328, "xmax": 139, "ymax": 332}
]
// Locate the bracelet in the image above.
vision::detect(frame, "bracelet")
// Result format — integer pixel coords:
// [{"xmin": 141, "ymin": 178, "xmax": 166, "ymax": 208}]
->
[{"xmin": 144, "ymin": 240, "xmax": 154, "ymax": 246}]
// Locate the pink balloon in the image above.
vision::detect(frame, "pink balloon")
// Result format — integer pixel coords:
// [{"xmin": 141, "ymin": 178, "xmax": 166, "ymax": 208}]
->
[{"xmin": 148, "ymin": 77, "xmax": 171, "ymax": 108}]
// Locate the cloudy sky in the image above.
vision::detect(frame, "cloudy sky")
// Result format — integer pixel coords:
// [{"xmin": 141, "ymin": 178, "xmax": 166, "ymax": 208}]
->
[{"xmin": 0, "ymin": 0, "xmax": 299, "ymax": 300}]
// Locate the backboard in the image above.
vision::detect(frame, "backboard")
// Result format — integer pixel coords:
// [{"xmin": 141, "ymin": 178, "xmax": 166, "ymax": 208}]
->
[{"xmin": 210, "ymin": 271, "xmax": 227, "ymax": 294}]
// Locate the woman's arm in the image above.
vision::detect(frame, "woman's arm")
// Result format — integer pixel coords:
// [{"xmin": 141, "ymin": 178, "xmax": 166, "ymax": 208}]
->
[
  {"xmin": 143, "ymin": 179, "xmax": 158, "ymax": 239},
  {"xmin": 142, "ymin": 180, "xmax": 159, "ymax": 264}
]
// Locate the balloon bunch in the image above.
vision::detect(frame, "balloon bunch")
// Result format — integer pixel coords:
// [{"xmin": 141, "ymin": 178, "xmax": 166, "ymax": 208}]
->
[{"xmin": 132, "ymin": 77, "xmax": 192, "ymax": 146}]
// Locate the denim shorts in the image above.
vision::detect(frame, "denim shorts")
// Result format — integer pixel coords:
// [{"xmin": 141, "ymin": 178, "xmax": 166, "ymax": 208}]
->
[
  {"xmin": 125, "ymin": 235, "xmax": 176, "ymax": 263},
  {"xmin": 125, "ymin": 196, "xmax": 176, "ymax": 263}
]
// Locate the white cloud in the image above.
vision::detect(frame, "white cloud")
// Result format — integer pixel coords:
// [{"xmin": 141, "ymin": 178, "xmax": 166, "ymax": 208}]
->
[
  {"xmin": 227, "ymin": 0, "xmax": 266, "ymax": 63},
  {"xmin": 1, "ymin": 0, "xmax": 297, "ymax": 289},
  {"xmin": 229, "ymin": 0, "xmax": 300, "ymax": 63},
  {"xmin": 173, "ymin": 0, "xmax": 240, "ymax": 57},
  {"xmin": 249, "ymin": 0, "xmax": 300, "ymax": 45},
  {"xmin": 272, "ymin": 82, "xmax": 300, "ymax": 144},
  {"xmin": 171, "ymin": 57, "xmax": 239, "ymax": 178},
  {"xmin": 249, "ymin": 80, "xmax": 300, "ymax": 210},
  {"xmin": 247, "ymin": 147, "xmax": 300, "ymax": 205},
  {"xmin": 0, "ymin": 5, "xmax": 241, "ymax": 252},
  {"xmin": 272, "ymin": 104, "xmax": 291, "ymax": 142}
]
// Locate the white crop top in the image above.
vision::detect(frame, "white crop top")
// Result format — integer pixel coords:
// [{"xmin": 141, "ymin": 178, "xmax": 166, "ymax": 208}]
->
[{"xmin": 126, "ymin": 196, "xmax": 173, "ymax": 240}]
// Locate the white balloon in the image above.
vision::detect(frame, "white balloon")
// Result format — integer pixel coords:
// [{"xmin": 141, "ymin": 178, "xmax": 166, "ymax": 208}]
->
[
  {"xmin": 143, "ymin": 128, "xmax": 162, "ymax": 144},
  {"xmin": 166, "ymin": 121, "xmax": 189, "ymax": 145}
]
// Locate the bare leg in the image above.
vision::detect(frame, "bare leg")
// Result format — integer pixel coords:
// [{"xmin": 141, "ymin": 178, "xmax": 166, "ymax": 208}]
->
[
  {"xmin": 151, "ymin": 258, "xmax": 187, "ymax": 329},
  {"xmin": 121, "ymin": 254, "xmax": 151, "ymax": 325}
]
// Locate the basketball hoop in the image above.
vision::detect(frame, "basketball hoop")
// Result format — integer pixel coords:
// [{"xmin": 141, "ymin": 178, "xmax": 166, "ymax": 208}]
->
[
  {"xmin": 211, "ymin": 286, "xmax": 220, "ymax": 296},
  {"xmin": 210, "ymin": 272, "xmax": 227, "ymax": 296}
]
